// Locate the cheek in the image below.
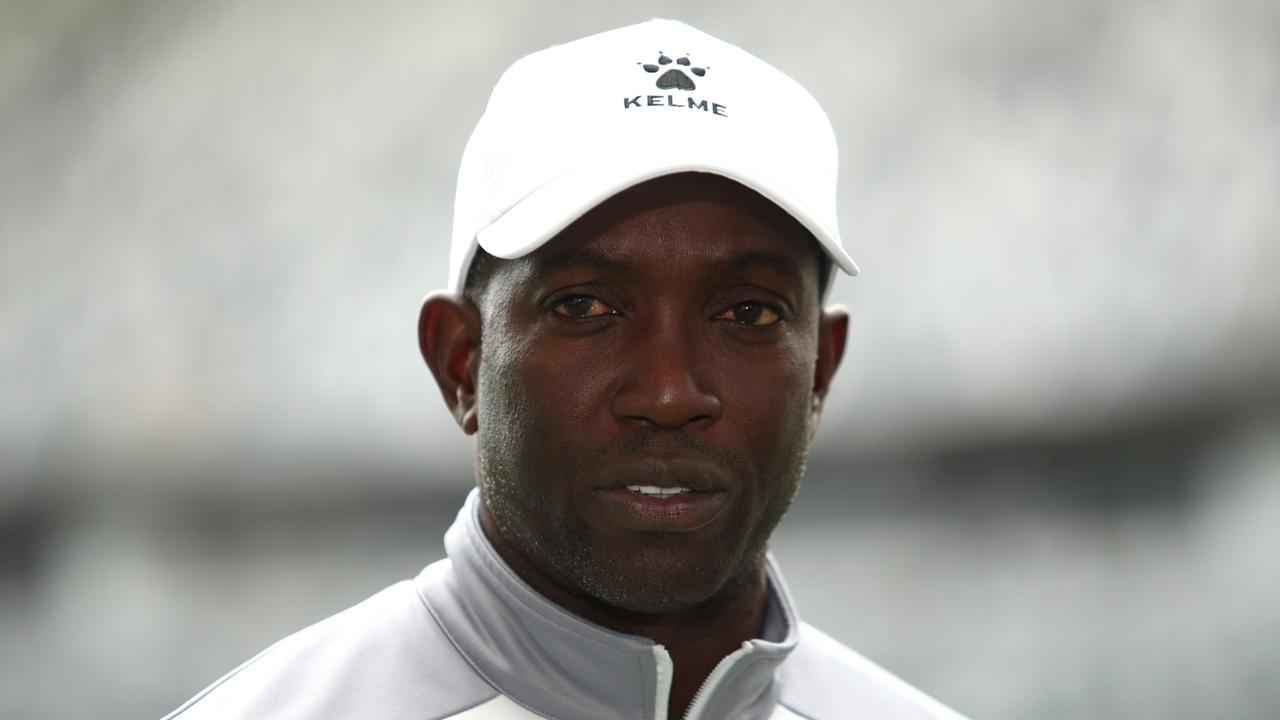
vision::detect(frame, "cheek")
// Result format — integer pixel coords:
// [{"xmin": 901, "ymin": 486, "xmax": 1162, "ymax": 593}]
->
[
  {"xmin": 715, "ymin": 338, "xmax": 815, "ymax": 446},
  {"xmin": 477, "ymin": 331, "xmax": 613, "ymax": 465}
]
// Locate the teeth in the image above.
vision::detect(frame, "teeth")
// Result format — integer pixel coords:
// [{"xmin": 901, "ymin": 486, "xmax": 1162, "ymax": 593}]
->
[{"xmin": 626, "ymin": 485, "xmax": 692, "ymax": 498}]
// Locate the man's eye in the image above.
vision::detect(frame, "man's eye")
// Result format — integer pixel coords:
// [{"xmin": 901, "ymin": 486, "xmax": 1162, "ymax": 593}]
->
[
  {"xmin": 717, "ymin": 301, "xmax": 781, "ymax": 326},
  {"xmin": 551, "ymin": 295, "xmax": 616, "ymax": 319}
]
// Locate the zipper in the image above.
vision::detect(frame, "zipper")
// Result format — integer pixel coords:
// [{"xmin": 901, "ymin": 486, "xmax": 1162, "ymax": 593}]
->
[{"xmin": 652, "ymin": 641, "xmax": 756, "ymax": 720}]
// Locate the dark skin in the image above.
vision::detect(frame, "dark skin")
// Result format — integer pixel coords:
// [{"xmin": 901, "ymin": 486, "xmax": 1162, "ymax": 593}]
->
[{"xmin": 419, "ymin": 173, "xmax": 848, "ymax": 719}]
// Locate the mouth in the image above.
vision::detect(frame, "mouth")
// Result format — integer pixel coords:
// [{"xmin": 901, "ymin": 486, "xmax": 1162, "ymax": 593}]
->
[
  {"xmin": 624, "ymin": 484, "xmax": 697, "ymax": 498},
  {"xmin": 590, "ymin": 460, "xmax": 733, "ymax": 532},
  {"xmin": 593, "ymin": 457, "xmax": 731, "ymax": 492}
]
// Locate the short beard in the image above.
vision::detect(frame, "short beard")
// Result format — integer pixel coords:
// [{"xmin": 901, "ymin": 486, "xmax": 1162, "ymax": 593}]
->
[{"xmin": 477, "ymin": 434, "xmax": 809, "ymax": 615}]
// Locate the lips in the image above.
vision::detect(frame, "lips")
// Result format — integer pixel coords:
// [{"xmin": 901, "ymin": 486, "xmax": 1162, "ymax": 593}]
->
[
  {"xmin": 625, "ymin": 485, "xmax": 694, "ymax": 498},
  {"xmin": 589, "ymin": 459, "xmax": 733, "ymax": 532},
  {"xmin": 592, "ymin": 456, "xmax": 731, "ymax": 492}
]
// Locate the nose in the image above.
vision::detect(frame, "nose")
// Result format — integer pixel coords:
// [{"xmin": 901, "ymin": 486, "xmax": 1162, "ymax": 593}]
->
[{"xmin": 611, "ymin": 317, "xmax": 722, "ymax": 430}]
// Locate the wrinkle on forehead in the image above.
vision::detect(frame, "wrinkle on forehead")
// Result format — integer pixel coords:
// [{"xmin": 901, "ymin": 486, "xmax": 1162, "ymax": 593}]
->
[
  {"xmin": 540, "ymin": 174, "xmax": 819, "ymax": 277},
  {"xmin": 475, "ymin": 172, "xmax": 827, "ymax": 315}
]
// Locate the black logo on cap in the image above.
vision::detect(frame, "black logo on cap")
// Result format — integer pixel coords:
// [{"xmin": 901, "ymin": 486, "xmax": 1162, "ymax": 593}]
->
[
  {"xmin": 623, "ymin": 51, "xmax": 725, "ymax": 116},
  {"xmin": 640, "ymin": 52, "xmax": 707, "ymax": 91}
]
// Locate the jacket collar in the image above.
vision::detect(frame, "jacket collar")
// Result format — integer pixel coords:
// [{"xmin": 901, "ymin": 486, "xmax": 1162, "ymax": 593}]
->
[{"xmin": 415, "ymin": 489, "xmax": 801, "ymax": 720}]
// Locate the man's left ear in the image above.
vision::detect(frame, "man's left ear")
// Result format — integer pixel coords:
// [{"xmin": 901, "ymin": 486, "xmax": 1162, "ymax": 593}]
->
[{"xmin": 810, "ymin": 304, "xmax": 849, "ymax": 438}]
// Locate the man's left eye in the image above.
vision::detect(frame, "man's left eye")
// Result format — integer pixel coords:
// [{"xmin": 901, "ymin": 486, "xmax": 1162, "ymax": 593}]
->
[
  {"xmin": 551, "ymin": 294, "xmax": 616, "ymax": 319},
  {"xmin": 717, "ymin": 301, "xmax": 781, "ymax": 326}
]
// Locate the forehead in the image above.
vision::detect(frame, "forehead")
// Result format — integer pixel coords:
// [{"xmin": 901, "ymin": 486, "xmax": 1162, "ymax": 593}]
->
[{"xmin": 523, "ymin": 173, "xmax": 824, "ymax": 282}]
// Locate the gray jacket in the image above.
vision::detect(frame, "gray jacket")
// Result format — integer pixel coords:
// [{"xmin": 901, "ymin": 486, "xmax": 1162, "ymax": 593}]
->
[{"xmin": 164, "ymin": 490, "xmax": 964, "ymax": 720}]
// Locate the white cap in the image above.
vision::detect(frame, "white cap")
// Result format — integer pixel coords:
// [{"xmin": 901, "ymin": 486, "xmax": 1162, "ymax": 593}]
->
[{"xmin": 449, "ymin": 18, "xmax": 858, "ymax": 294}]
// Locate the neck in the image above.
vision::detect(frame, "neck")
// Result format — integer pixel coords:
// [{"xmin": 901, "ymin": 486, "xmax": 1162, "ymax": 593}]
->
[{"xmin": 479, "ymin": 502, "xmax": 770, "ymax": 719}]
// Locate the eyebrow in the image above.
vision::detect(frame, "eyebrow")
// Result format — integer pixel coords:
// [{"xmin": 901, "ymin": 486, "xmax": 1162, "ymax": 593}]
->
[
  {"xmin": 534, "ymin": 250, "xmax": 627, "ymax": 275},
  {"xmin": 534, "ymin": 249, "xmax": 804, "ymax": 278},
  {"xmin": 724, "ymin": 251, "xmax": 804, "ymax": 278}
]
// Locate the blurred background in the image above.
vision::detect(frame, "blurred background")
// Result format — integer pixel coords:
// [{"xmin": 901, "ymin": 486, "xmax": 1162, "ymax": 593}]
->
[{"xmin": 2, "ymin": 0, "xmax": 1278, "ymax": 718}]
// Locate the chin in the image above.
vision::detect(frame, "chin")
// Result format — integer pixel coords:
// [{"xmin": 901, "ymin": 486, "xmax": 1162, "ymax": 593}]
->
[{"xmin": 566, "ymin": 535, "xmax": 759, "ymax": 615}]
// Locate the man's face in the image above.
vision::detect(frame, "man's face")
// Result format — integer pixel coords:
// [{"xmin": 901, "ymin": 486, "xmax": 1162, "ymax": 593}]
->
[{"xmin": 471, "ymin": 173, "xmax": 834, "ymax": 614}]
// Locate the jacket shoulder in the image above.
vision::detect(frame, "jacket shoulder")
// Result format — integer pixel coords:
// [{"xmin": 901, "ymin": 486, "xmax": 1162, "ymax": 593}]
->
[
  {"xmin": 162, "ymin": 570, "xmax": 497, "ymax": 720},
  {"xmin": 775, "ymin": 622, "xmax": 967, "ymax": 720}
]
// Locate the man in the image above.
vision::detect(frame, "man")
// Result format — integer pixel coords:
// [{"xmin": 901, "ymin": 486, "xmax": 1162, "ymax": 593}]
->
[{"xmin": 165, "ymin": 19, "xmax": 965, "ymax": 720}]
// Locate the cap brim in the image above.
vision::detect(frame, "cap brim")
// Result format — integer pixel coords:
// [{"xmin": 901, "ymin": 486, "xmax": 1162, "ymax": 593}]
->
[{"xmin": 471, "ymin": 148, "xmax": 858, "ymax": 289}]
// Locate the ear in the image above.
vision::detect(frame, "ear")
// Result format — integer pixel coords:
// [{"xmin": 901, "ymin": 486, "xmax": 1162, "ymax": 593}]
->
[
  {"xmin": 810, "ymin": 304, "xmax": 849, "ymax": 438},
  {"xmin": 418, "ymin": 291, "xmax": 483, "ymax": 435}
]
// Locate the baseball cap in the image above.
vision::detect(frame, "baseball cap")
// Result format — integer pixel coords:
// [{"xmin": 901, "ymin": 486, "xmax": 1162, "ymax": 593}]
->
[{"xmin": 448, "ymin": 18, "xmax": 858, "ymax": 295}]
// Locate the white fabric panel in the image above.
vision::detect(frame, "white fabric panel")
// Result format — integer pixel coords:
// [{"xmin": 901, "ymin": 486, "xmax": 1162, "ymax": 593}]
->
[
  {"xmin": 446, "ymin": 695, "xmax": 545, "ymax": 720},
  {"xmin": 768, "ymin": 705, "xmax": 808, "ymax": 720}
]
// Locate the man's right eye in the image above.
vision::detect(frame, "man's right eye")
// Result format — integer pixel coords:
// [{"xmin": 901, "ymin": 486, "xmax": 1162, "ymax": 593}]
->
[{"xmin": 551, "ymin": 294, "xmax": 616, "ymax": 319}]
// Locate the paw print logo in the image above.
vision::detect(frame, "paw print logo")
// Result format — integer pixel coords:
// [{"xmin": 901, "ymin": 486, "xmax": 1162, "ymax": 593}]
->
[{"xmin": 639, "ymin": 52, "xmax": 707, "ymax": 91}]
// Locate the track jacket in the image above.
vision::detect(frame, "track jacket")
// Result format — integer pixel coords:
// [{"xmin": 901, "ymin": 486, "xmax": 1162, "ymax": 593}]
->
[{"xmin": 164, "ymin": 490, "xmax": 965, "ymax": 720}]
